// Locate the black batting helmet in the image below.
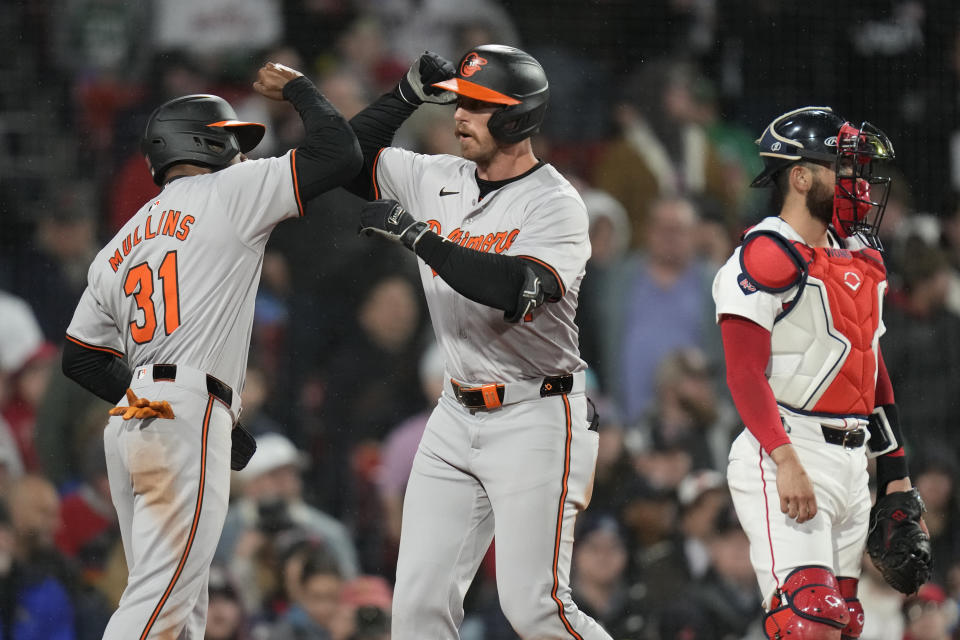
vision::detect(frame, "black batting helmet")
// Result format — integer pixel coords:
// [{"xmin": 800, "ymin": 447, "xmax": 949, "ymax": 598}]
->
[
  {"xmin": 432, "ymin": 45, "xmax": 549, "ymax": 143},
  {"xmin": 141, "ymin": 94, "xmax": 265, "ymax": 186}
]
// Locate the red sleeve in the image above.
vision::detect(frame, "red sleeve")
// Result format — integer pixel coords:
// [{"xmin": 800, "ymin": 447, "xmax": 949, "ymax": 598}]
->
[
  {"xmin": 720, "ymin": 314, "xmax": 791, "ymax": 454},
  {"xmin": 875, "ymin": 348, "xmax": 895, "ymax": 406}
]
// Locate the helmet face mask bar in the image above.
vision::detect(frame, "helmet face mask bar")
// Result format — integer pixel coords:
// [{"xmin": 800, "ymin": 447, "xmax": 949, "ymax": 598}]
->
[{"xmin": 832, "ymin": 121, "xmax": 895, "ymax": 249}]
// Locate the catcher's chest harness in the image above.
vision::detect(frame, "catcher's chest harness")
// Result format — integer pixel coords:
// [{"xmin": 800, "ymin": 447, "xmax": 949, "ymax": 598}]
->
[{"xmin": 746, "ymin": 228, "xmax": 887, "ymax": 447}]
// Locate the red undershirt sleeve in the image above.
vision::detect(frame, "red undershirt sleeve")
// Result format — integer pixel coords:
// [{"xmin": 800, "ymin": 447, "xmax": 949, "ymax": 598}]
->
[
  {"xmin": 875, "ymin": 348, "xmax": 895, "ymax": 406},
  {"xmin": 720, "ymin": 314, "xmax": 791, "ymax": 454}
]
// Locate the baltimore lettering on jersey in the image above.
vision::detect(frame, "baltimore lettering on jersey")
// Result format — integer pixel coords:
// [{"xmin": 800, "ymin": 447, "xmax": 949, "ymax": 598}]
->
[
  {"xmin": 108, "ymin": 208, "xmax": 195, "ymax": 272},
  {"xmin": 427, "ymin": 220, "xmax": 519, "ymax": 253}
]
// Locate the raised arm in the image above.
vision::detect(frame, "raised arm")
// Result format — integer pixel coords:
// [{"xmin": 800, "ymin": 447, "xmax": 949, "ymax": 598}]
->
[{"xmin": 253, "ymin": 62, "xmax": 363, "ymax": 203}]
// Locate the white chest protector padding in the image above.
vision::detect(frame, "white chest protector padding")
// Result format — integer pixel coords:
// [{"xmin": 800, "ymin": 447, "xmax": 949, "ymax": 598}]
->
[{"xmin": 768, "ymin": 277, "xmax": 852, "ymax": 410}]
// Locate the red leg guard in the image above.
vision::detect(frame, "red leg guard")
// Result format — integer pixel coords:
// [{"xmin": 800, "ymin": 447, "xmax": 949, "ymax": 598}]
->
[
  {"xmin": 838, "ymin": 577, "xmax": 864, "ymax": 640},
  {"xmin": 764, "ymin": 566, "xmax": 850, "ymax": 640}
]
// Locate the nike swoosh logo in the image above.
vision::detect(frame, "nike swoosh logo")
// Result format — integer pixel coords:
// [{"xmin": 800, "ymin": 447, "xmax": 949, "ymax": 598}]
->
[{"xmin": 439, "ymin": 187, "xmax": 459, "ymax": 197}]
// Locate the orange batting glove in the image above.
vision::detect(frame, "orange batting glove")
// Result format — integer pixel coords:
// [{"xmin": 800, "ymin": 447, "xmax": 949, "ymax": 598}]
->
[{"xmin": 109, "ymin": 388, "xmax": 175, "ymax": 420}]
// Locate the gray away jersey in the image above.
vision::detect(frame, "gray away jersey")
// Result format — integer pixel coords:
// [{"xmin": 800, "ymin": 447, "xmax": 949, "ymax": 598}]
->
[
  {"xmin": 374, "ymin": 147, "xmax": 590, "ymax": 383},
  {"xmin": 67, "ymin": 151, "xmax": 301, "ymax": 394}
]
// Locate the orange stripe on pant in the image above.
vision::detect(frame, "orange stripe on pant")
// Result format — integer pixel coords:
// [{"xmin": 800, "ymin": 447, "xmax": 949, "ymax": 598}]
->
[
  {"xmin": 549, "ymin": 394, "xmax": 584, "ymax": 640},
  {"xmin": 139, "ymin": 394, "xmax": 213, "ymax": 640}
]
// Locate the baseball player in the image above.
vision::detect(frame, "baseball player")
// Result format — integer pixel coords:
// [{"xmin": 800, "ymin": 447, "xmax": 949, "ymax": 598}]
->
[
  {"xmin": 61, "ymin": 63, "xmax": 361, "ymax": 639},
  {"xmin": 346, "ymin": 45, "xmax": 611, "ymax": 639},
  {"xmin": 712, "ymin": 107, "xmax": 931, "ymax": 640}
]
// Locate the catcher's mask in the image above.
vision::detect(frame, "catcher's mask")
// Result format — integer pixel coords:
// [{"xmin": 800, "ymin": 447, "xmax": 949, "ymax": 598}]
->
[
  {"xmin": 431, "ymin": 44, "xmax": 549, "ymax": 143},
  {"xmin": 141, "ymin": 94, "xmax": 265, "ymax": 186},
  {"xmin": 831, "ymin": 121, "xmax": 895, "ymax": 248},
  {"xmin": 752, "ymin": 106, "xmax": 895, "ymax": 249}
]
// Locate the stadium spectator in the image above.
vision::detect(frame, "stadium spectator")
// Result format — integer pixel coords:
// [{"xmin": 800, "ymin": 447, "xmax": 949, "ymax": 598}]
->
[
  {"xmin": 593, "ymin": 59, "xmax": 734, "ymax": 250},
  {"xmin": 216, "ymin": 433, "xmax": 359, "ymax": 616},
  {"xmin": 600, "ymin": 196, "xmax": 718, "ymax": 422},
  {"xmin": 270, "ymin": 547, "xmax": 347, "ymax": 640}
]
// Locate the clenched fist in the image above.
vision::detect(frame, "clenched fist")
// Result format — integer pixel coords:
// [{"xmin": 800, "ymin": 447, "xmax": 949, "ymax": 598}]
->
[{"xmin": 253, "ymin": 62, "xmax": 304, "ymax": 101}]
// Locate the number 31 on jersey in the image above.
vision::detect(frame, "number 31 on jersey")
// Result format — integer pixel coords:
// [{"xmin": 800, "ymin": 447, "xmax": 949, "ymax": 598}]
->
[{"xmin": 123, "ymin": 250, "xmax": 181, "ymax": 343}]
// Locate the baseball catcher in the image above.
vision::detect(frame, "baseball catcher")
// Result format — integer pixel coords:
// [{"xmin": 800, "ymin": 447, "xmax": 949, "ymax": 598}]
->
[{"xmin": 713, "ymin": 106, "xmax": 932, "ymax": 640}]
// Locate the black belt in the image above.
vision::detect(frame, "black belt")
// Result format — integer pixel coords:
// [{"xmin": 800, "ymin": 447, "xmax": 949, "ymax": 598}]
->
[
  {"xmin": 152, "ymin": 364, "xmax": 233, "ymax": 407},
  {"xmin": 821, "ymin": 425, "xmax": 865, "ymax": 448},
  {"xmin": 451, "ymin": 374, "xmax": 574, "ymax": 411}
]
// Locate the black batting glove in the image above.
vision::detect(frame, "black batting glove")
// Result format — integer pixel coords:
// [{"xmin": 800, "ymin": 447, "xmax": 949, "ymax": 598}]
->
[
  {"xmin": 230, "ymin": 422, "xmax": 257, "ymax": 471},
  {"xmin": 397, "ymin": 51, "xmax": 457, "ymax": 106},
  {"xmin": 359, "ymin": 199, "xmax": 430, "ymax": 250}
]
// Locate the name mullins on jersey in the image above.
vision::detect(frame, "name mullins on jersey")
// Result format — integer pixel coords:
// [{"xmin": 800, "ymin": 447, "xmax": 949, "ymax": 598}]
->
[
  {"xmin": 108, "ymin": 210, "xmax": 195, "ymax": 272},
  {"xmin": 427, "ymin": 219, "xmax": 519, "ymax": 253}
]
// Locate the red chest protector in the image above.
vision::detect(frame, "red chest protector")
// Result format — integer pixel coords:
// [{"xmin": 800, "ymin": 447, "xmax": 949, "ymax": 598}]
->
[{"xmin": 792, "ymin": 243, "xmax": 887, "ymax": 415}]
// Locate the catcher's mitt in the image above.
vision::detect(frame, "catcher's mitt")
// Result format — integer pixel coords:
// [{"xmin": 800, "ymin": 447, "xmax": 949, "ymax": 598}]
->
[{"xmin": 866, "ymin": 488, "xmax": 932, "ymax": 594}]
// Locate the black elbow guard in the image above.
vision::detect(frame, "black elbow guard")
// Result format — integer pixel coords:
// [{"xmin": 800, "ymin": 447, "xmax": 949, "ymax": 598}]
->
[{"xmin": 504, "ymin": 265, "xmax": 546, "ymax": 323}]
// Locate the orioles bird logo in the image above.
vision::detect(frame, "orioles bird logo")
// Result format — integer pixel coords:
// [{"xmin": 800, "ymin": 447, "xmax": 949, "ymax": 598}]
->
[{"xmin": 460, "ymin": 52, "xmax": 487, "ymax": 77}]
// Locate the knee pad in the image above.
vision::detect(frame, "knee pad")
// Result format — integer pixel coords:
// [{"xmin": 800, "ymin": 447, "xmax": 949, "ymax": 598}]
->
[
  {"xmin": 838, "ymin": 577, "xmax": 864, "ymax": 640},
  {"xmin": 764, "ymin": 566, "xmax": 850, "ymax": 640}
]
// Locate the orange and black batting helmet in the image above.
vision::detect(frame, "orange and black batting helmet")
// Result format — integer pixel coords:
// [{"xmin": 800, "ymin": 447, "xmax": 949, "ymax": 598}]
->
[
  {"xmin": 141, "ymin": 94, "xmax": 265, "ymax": 185},
  {"xmin": 433, "ymin": 45, "xmax": 549, "ymax": 144}
]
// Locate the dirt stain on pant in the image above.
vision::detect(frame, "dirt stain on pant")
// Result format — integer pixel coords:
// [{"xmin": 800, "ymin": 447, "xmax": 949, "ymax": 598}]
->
[{"xmin": 127, "ymin": 429, "xmax": 195, "ymax": 639}]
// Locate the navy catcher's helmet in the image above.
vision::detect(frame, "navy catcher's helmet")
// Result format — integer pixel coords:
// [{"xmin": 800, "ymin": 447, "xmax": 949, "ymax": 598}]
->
[
  {"xmin": 750, "ymin": 106, "xmax": 847, "ymax": 187},
  {"xmin": 752, "ymin": 106, "xmax": 895, "ymax": 246},
  {"xmin": 432, "ymin": 45, "xmax": 549, "ymax": 143},
  {"xmin": 141, "ymin": 94, "xmax": 265, "ymax": 186}
]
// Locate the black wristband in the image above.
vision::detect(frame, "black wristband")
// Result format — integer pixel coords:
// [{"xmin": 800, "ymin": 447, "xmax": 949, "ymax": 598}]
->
[
  {"xmin": 395, "ymin": 77, "xmax": 422, "ymax": 106},
  {"xmin": 401, "ymin": 221, "xmax": 429, "ymax": 250},
  {"xmin": 876, "ymin": 403, "xmax": 910, "ymax": 495}
]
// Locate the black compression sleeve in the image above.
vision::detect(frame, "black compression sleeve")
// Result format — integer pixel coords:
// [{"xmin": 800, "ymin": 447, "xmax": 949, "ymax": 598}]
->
[
  {"xmin": 413, "ymin": 232, "xmax": 562, "ymax": 313},
  {"xmin": 62, "ymin": 339, "xmax": 130, "ymax": 404},
  {"xmin": 343, "ymin": 90, "xmax": 419, "ymax": 199},
  {"xmin": 283, "ymin": 77, "xmax": 363, "ymax": 202}
]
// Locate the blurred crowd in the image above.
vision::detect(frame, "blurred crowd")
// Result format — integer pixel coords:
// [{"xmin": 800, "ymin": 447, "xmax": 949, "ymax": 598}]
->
[{"xmin": 1, "ymin": 1, "xmax": 960, "ymax": 639}]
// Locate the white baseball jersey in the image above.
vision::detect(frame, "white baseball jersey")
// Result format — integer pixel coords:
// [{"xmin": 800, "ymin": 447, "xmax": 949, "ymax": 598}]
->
[
  {"xmin": 374, "ymin": 147, "xmax": 609, "ymax": 640},
  {"xmin": 713, "ymin": 215, "xmax": 883, "ymax": 606},
  {"xmin": 67, "ymin": 151, "xmax": 301, "ymax": 640},
  {"xmin": 713, "ymin": 216, "xmax": 886, "ymax": 420},
  {"xmin": 67, "ymin": 151, "xmax": 301, "ymax": 396},
  {"xmin": 373, "ymin": 147, "xmax": 590, "ymax": 383}
]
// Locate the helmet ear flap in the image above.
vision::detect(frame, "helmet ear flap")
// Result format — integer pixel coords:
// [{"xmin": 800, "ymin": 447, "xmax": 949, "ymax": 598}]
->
[
  {"xmin": 487, "ymin": 98, "xmax": 549, "ymax": 143},
  {"xmin": 141, "ymin": 94, "xmax": 264, "ymax": 186},
  {"xmin": 443, "ymin": 45, "xmax": 549, "ymax": 143}
]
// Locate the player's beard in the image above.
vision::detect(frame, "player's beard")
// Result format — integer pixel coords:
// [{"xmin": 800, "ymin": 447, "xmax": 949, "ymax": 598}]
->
[
  {"xmin": 458, "ymin": 126, "xmax": 498, "ymax": 166},
  {"xmin": 807, "ymin": 174, "xmax": 835, "ymax": 228},
  {"xmin": 460, "ymin": 138, "xmax": 497, "ymax": 166}
]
